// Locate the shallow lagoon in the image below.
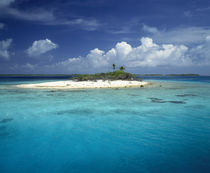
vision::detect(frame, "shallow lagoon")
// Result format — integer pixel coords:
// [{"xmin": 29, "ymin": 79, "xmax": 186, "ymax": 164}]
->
[{"xmin": 0, "ymin": 77, "xmax": 210, "ymax": 173}]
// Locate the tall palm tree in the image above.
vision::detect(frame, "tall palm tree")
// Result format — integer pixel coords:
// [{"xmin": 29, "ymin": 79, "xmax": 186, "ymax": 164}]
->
[
  {"xmin": 112, "ymin": 64, "xmax": 116, "ymax": 72},
  {"xmin": 119, "ymin": 66, "xmax": 125, "ymax": 71}
]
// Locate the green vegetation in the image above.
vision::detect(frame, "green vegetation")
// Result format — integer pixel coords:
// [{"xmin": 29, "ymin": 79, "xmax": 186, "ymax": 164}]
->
[
  {"xmin": 112, "ymin": 64, "xmax": 116, "ymax": 71},
  {"xmin": 0, "ymin": 73, "xmax": 200, "ymax": 78},
  {"xmin": 72, "ymin": 65, "xmax": 133, "ymax": 81},
  {"xmin": 119, "ymin": 66, "xmax": 125, "ymax": 71},
  {"xmin": 73, "ymin": 70, "xmax": 134, "ymax": 81}
]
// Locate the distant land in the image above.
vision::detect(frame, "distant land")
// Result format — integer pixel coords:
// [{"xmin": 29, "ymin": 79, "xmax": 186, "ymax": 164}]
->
[
  {"xmin": 0, "ymin": 74, "xmax": 74, "ymax": 77},
  {"xmin": 165, "ymin": 74, "xmax": 200, "ymax": 76},
  {"xmin": 135, "ymin": 74, "xmax": 200, "ymax": 77}
]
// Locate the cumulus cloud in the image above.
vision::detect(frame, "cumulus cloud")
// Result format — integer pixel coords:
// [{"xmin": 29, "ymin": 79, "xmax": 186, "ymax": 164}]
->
[
  {"xmin": 12, "ymin": 36, "xmax": 210, "ymax": 73},
  {"xmin": 26, "ymin": 39, "xmax": 58, "ymax": 57},
  {"xmin": 0, "ymin": 38, "xmax": 12, "ymax": 59},
  {"xmin": 44, "ymin": 37, "xmax": 191, "ymax": 73}
]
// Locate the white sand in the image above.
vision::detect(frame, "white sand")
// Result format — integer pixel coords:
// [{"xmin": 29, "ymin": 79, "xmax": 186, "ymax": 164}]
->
[{"xmin": 16, "ymin": 80, "xmax": 148, "ymax": 89}]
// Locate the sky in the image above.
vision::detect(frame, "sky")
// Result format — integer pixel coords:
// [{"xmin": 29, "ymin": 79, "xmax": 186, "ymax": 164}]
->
[{"xmin": 0, "ymin": 0, "xmax": 210, "ymax": 74}]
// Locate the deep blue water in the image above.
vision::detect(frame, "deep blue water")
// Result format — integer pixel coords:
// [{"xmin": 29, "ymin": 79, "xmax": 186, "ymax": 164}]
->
[{"xmin": 0, "ymin": 76, "xmax": 210, "ymax": 173}]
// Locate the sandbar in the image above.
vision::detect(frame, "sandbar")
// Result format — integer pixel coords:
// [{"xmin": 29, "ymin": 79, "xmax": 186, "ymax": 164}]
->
[{"xmin": 16, "ymin": 80, "xmax": 148, "ymax": 89}]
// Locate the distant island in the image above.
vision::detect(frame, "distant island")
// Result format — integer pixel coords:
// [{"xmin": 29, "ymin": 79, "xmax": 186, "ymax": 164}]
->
[
  {"xmin": 134, "ymin": 74, "xmax": 200, "ymax": 77},
  {"xmin": 6, "ymin": 64, "xmax": 202, "ymax": 89},
  {"xmin": 165, "ymin": 74, "xmax": 200, "ymax": 76},
  {"xmin": 16, "ymin": 65, "xmax": 148, "ymax": 89},
  {"xmin": 0, "ymin": 73, "xmax": 200, "ymax": 78}
]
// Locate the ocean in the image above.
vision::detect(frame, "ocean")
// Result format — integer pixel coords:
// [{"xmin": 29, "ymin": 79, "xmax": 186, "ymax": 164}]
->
[{"xmin": 0, "ymin": 76, "xmax": 210, "ymax": 173}]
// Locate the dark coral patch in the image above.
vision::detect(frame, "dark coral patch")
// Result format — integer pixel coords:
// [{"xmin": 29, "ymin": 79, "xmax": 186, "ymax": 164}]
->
[
  {"xmin": 148, "ymin": 97, "xmax": 186, "ymax": 104},
  {"xmin": 148, "ymin": 97, "xmax": 163, "ymax": 100},
  {"xmin": 152, "ymin": 100, "xmax": 167, "ymax": 103},
  {"xmin": 168, "ymin": 101, "xmax": 186, "ymax": 104},
  {"xmin": 176, "ymin": 94, "xmax": 197, "ymax": 97},
  {"xmin": 148, "ymin": 97, "xmax": 167, "ymax": 103},
  {"xmin": 0, "ymin": 118, "xmax": 13, "ymax": 124},
  {"xmin": 57, "ymin": 109, "xmax": 93, "ymax": 116},
  {"xmin": 129, "ymin": 94, "xmax": 140, "ymax": 96}
]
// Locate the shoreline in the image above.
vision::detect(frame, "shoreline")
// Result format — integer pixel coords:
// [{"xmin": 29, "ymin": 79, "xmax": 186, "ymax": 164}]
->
[{"xmin": 16, "ymin": 80, "xmax": 149, "ymax": 89}]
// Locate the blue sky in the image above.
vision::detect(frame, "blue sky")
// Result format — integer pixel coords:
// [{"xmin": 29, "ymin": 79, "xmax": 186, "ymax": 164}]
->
[{"xmin": 0, "ymin": 0, "xmax": 210, "ymax": 74}]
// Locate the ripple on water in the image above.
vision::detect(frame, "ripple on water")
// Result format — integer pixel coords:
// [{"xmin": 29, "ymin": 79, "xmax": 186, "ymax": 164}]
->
[
  {"xmin": 46, "ymin": 90, "xmax": 87, "ymax": 93},
  {"xmin": 113, "ymin": 108, "xmax": 141, "ymax": 115},
  {"xmin": 167, "ymin": 87, "xmax": 183, "ymax": 90},
  {"xmin": 128, "ymin": 94, "xmax": 140, "ymax": 96},
  {"xmin": 0, "ymin": 131, "xmax": 10, "ymax": 138},
  {"xmin": 0, "ymin": 118, "xmax": 13, "ymax": 139},
  {"xmin": 176, "ymin": 94, "xmax": 197, "ymax": 97},
  {"xmin": 185, "ymin": 104, "xmax": 206, "ymax": 109},
  {"xmin": 56, "ymin": 108, "xmax": 94, "ymax": 116},
  {"xmin": 0, "ymin": 125, "xmax": 7, "ymax": 131},
  {"xmin": 0, "ymin": 125, "xmax": 10, "ymax": 139}
]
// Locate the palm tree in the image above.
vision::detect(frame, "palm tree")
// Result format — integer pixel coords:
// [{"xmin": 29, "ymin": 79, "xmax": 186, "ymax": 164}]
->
[
  {"xmin": 112, "ymin": 64, "xmax": 116, "ymax": 72},
  {"xmin": 119, "ymin": 66, "xmax": 125, "ymax": 71}
]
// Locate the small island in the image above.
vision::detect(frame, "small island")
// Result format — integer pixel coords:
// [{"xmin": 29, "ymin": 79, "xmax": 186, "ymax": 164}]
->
[{"xmin": 16, "ymin": 65, "xmax": 148, "ymax": 89}]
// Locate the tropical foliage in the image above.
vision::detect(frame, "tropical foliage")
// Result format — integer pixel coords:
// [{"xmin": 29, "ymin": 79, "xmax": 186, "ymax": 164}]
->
[
  {"xmin": 119, "ymin": 66, "xmax": 125, "ymax": 71},
  {"xmin": 72, "ymin": 70, "xmax": 134, "ymax": 81}
]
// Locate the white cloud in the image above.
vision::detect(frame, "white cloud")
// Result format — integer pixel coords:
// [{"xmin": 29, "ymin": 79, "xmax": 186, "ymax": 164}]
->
[
  {"xmin": 0, "ymin": 0, "xmax": 15, "ymax": 7},
  {"xmin": 107, "ymin": 26, "xmax": 133, "ymax": 34},
  {"xmin": 0, "ymin": 6, "xmax": 55, "ymax": 23},
  {"xmin": 189, "ymin": 35, "xmax": 210, "ymax": 65},
  {"xmin": 142, "ymin": 24, "xmax": 159, "ymax": 34},
  {"xmin": 0, "ymin": 22, "xmax": 5, "ymax": 29},
  {"xmin": 0, "ymin": 7, "xmax": 100, "ymax": 30},
  {"xmin": 0, "ymin": 0, "xmax": 100, "ymax": 30},
  {"xmin": 0, "ymin": 0, "xmax": 55, "ymax": 23},
  {"xmin": 6, "ymin": 8, "xmax": 55, "ymax": 23},
  {"xmin": 43, "ymin": 37, "xmax": 191, "ymax": 73},
  {"xmin": 26, "ymin": 39, "xmax": 58, "ymax": 57},
  {"xmin": 61, "ymin": 18, "xmax": 101, "ymax": 31},
  {"xmin": 142, "ymin": 25, "xmax": 210, "ymax": 44},
  {"xmin": 0, "ymin": 38, "xmax": 12, "ymax": 59},
  {"xmin": 24, "ymin": 63, "xmax": 35, "ymax": 70},
  {"xmin": 13, "ymin": 36, "xmax": 210, "ymax": 73}
]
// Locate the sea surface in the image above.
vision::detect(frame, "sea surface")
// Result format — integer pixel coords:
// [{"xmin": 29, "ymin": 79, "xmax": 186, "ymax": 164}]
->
[{"xmin": 0, "ymin": 76, "xmax": 210, "ymax": 173}]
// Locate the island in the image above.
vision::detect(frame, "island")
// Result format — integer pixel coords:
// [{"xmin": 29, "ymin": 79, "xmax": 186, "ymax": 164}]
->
[
  {"xmin": 16, "ymin": 68, "xmax": 148, "ymax": 89},
  {"xmin": 165, "ymin": 74, "xmax": 200, "ymax": 76}
]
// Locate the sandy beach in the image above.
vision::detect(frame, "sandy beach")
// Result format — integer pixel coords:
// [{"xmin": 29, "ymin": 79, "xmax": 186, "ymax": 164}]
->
[{"xmin": 16, "ymin": 80, "xmax": 148, "ymax": 89}]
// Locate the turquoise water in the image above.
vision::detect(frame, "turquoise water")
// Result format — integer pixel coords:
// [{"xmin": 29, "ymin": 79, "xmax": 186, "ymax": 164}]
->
[{"xmin": 0, "ymin": 77, "xmax": 210, "ymax": 173}]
